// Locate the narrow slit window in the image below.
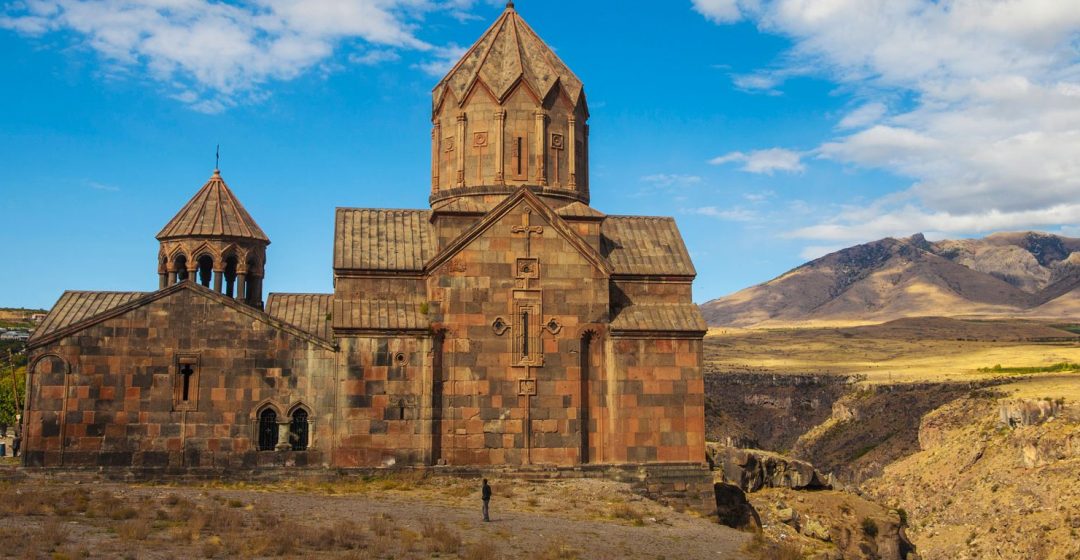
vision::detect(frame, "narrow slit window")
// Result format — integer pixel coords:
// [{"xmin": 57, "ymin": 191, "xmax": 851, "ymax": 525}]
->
[
  {"xmin": 522, "ymin": 311, "xmax": 530, "ymax": 357},
  {"xmin": 513, "ymin": 301, "xmax": 542, "ymax": 365},
  {"xmin": 173, "ymin": 355, "xmax": 200, "ymax": 411},
  {"xmin": 180, "ymin": 364, "xmax": 194, "ymax": 401}
]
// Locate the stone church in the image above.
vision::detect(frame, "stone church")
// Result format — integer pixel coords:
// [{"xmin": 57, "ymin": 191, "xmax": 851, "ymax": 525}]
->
[{"xmin": 23, "ymin": 3, "xmax": 707, "ymax": 471}]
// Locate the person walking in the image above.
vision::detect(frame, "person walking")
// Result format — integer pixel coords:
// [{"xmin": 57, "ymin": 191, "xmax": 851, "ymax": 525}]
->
[{"xmin": 481, "ymin": 478, "xmax": 492, "ymax": 522}]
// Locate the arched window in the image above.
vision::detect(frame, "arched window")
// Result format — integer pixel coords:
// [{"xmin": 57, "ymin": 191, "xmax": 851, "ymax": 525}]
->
[
  {"xmin": 289, "ymin": 409, "xmax": 309, "ymax": 451},
  {"xmin": 196, "ymin": 255, "xmax": 214, "ymax": 288},
  {"xmin": 258, "ymin": 408, "xmax": 278, "ymax": 451},
  {"xmin": 174, "ymin": 255, "xmax": 188, "ymax": 282},
  {"xmin": 223, "ymin": 255, "xmax": 238, "ymax": 297}
]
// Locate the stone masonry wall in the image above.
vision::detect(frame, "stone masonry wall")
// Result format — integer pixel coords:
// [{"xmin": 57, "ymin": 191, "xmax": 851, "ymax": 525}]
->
[
  {"xmin": 604, "ymin": 336, "xmax": 706, "ymax": 465},
  {"xmin": 23, "ymin": 289, "xmax": 337, "ymax": 469},
  {"xmin": 427, "ymin": 199, "xmax": 608, "ymax": 466}
]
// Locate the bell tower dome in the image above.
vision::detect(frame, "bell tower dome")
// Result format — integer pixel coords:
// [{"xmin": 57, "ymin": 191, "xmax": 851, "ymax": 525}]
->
[
  {"xmin": 156, "ymin": 169, "xmax": 270, "ymax": 309},
  {"xmin": 430, "ymin": 2, "xmax": 589, "ymax": 208}
]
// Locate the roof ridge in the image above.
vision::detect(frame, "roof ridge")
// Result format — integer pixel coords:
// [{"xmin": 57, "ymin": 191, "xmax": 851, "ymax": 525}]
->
[
  {"xmin": 605, "ymin": 215, "xmax": 676, "ymax": 220},
  {"xmin": 157, "ymin": 172, "xmax": 269, "ymax": 243},
  {"xmin": 336, "ymin": 207, "xmax": 429, "ymax": 213}
]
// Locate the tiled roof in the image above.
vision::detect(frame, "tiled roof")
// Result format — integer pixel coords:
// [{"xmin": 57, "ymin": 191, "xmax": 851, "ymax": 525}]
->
[
  {"xmin": 433, "ymin": 3, "xmax": 583, "ymax": 112},
  {"xmin": 432, "ymin": 198, "xmax": 491, "ymax": 215},
  {"xmin": 266, "ymin": 293, "xmax": 333, "ymax": 340},
  {"xmin": 554, "ymin": 201, "xmax": 605, "ymax": 219},
  {"xmin": 29, "ymin": 283, "xmax": 337, "ymax": 350},
  {"xmin": 334, "ymin": 209, "xmax": 437, "ymax": 272},
  {"xmin": 601, "ymin": 216, "xmax": 696, "ymax": 276},
  {"xmin": 157, "ymin": 170, "xmax": 269, "ymax": 242},
  {"xmin": 32, "ymin": 291, "xmax": 149, "ymax": 341},
  {"xmin": 332, "ymin": 299, "xmax": 429, "ymax": 332},
  {"xmin": 610, "ymin": 303, "xmax": 707, "ymax": 333}
]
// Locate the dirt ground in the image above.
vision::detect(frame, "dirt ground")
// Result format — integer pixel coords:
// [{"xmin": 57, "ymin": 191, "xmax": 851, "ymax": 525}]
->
[{"xmin": 0, "ymin": 474, "xmax": 751, "ymax": 559}]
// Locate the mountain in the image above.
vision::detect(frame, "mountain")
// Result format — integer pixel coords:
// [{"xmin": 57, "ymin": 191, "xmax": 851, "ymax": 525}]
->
[{"xmin": 702, "ymin": 231, "xmax": 1080, "ymax": 327}]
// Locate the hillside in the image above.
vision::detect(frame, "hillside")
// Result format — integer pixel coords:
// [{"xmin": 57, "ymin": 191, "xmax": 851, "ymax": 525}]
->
[{"xmin": 702, "ymin": 231, "xmax": 1080, "ymax": 327}]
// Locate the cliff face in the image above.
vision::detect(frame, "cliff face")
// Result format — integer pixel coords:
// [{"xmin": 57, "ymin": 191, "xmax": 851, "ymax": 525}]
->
[
  {"xmin": 701, "ymin": 231, "xmax": 1080, "ymax": 327},
  {"xmin": 862, "ymin": 395, "xmax": 1080, "ymax": 560},
  {"xmin": 704, "ymin": 373, "xmax": 853, "ymax": 450}
]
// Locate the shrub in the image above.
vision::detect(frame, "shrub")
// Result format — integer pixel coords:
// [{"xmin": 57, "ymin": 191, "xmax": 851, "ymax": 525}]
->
[
  {"xmin": 609, "ymin": 502, "xmax": 646, "ymax": 526},
  {"xmin": 108, "ymin": 507, "xmax": 138, "ymax": 521},
  {"xmin": 369, "ymin": 513, "xmax": 394, "ymax": 537},
  {"xmin": 420, "ymin": 520, "xmax": 462, "ymax": 554},
  {"xmin": 862, "ymin": 517, "xmax": 879, "ymax": 538},
  {"xmin": 117, "ymin": 519, "xmax": 153, "ymax": 541},
  {"xmin": 462, "ymin": 541, "xmax": 499, "ymax": 560}
]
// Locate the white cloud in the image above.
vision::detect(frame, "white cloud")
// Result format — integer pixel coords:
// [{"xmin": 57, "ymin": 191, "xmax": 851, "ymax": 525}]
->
[
  {"xmin": 641, "ymin": 174, "xmax": 703, "ymax": 187},
  {"xmin": 787, "ymin": 203, "xmax": 1080, "ymax": 242},
  {"xmin": 743, "ymin": 190, "xmax": 775, "ymax": 203},
  {"xmin": 689, "ymin": 206, "xmax": 759, "ymax": 222},
  {"xmin": 710, "ymin": 148, "xmax": 805, "ymax": 175},
  {"xmin": 349, "ymin": 49, "xmax": 401, "ymax": 66},
  {"xmin": 0, "ymin": 0, "xmax": 493, "ymax": 111},
  {"xmin": 837, "ymin": 102, "xmax": 887, "ymax": 130},
  {"xmin": 413, "ymin": 44, "xmax": 468, "ymax": 77},
  {"xmin": 692, "ymin": 0, "xmax": 760, "ymax": 24},
  {"xmin": 696, "ymin": 0, "xmax": 1080, "ymax": 246}
]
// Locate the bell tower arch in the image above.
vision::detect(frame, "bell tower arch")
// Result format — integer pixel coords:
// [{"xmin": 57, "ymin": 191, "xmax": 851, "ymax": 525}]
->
[{"xmin": 156, "ymin": 169, "xmax": 270, "ymax": 308}]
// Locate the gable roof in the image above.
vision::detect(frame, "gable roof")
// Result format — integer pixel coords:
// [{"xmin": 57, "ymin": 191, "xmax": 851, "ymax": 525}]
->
[
  {"xmin": 610, "ymin": 303, "xmax": 707, "ymax": 333},
  {"xmin": 601, "ymin": 216, "xmax": 696, "ymax": 277},
  {"xmin": 157, "ymin": 170, "xmax": 269, "ymax": 243},
  {"xmin": 334, "ymin": 208, "xmax": 437, "ymax": 272},
  {"xmin": 553, "ymin": 201, "xmax": 605, "ymax": 220},
  {"xmin": 426, "ymin": 186, "xmax": 612, "ymax": 276},
  {"xmin": 266, "ymin": 293, "xmax": 333, "ymax": 340},
  {"xmin": 28, "ymin": 282, "xmax": 335, "ymax": 350},
  {"xmin": 33, "ymin": 291, "xmax": 149, "ymax": 341},
  {"xmin": 332, "ymin": 298, "xmax": 429, "ymax": 334},
  {"xmin": 433, "ymin": 3, "xmax": 584, "ymax": 115}
]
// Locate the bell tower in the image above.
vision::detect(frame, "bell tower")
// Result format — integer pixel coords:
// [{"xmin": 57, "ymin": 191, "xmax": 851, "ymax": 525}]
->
[
  {"xmin": 156, "ymin": 169, "xmax": 270, "ymax": 309},
  {"xmin": 430, "ymin": 2, "xmax": 590, "ymax": 209}
]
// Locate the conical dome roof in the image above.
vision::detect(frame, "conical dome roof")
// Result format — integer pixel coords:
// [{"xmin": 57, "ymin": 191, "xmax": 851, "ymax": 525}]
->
[
  {"xmin": 433, "ymin": 2, "xmax": 584, "ymax": 113},
  {"xmin": 156, "ymin": 170, "xmax": 269, "ymax": 243}
]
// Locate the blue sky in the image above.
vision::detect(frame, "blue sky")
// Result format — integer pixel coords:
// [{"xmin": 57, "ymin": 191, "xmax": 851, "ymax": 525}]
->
[{"xmin": 2, "ymin": 0, "xmax": 1079, "ymax": 309}]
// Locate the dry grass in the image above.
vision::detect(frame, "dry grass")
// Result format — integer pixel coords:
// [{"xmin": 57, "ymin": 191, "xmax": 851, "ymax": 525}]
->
[
  {"xmin": 608, "ymin": 502, "xmax": 647, "ymax": 526},
  {"xmin": 461, "ymin": 541, "xmax": 500, "ymax": 560},
  {"xmin": 420, "ymin": 519, "xmax": 462, "ymax": 554},
  {"xmin": 706, "ymin": 322, "xmax": 1080, "ymax": 404},
  {"xmin": 0, "ymin": 478, "xmax": 751, "ymax": 560},
  {"xmin": 741, "ymin": 533, "xmax": 803, "ymax": 560},
  {"xmin": 530, "ymin": 540, "xmax": 583, "ymax": 560}
]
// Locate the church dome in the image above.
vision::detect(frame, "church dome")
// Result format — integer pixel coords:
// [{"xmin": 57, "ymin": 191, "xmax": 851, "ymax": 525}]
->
[
  {"xmin": 156, "ymin": 169, "xmax": 269, "ymax": 308},
  {"xmin": 157, "ymin": 169, "xmax": 269, "ymax": 243},
  {"xmin": 430, "ymin": 2, "xmax": 590, "ymax": 208}
]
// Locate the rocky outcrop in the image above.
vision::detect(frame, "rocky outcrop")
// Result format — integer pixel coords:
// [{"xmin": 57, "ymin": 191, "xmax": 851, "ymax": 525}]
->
[
  {"xmin": 999, "ymin": 398, "xmax": 1063, "ymax": 427},
  {"xmin": 793, "ymin": 382, "xmax": 1000, "ymax": 484},
  {"xmin": 713, "ymin": 482, "xmax": 761, "ymax": 531},
  {"xmin": 749, "ymin": 488, "xmax": 918, "ymax": 560},
  {"xmin": 863, "ymin": 395, "xmax": 1080, "ymax": 560},
  {"xmin": 708, "ymin": 444, "xmax": 832, "ymax": 492}
]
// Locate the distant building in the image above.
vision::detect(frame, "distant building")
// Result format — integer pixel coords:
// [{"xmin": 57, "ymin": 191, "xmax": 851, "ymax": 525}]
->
[
  {"xmin": 23, "ymin": 4, "xmax": 706, "ymax": 471},
  {"xmin": 30, "ymin": 314, "xmax": 47, "ymax": 323},
  {"xmin": 1, "ymin": 331, "xmax": 29, "ymax": 342}
]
